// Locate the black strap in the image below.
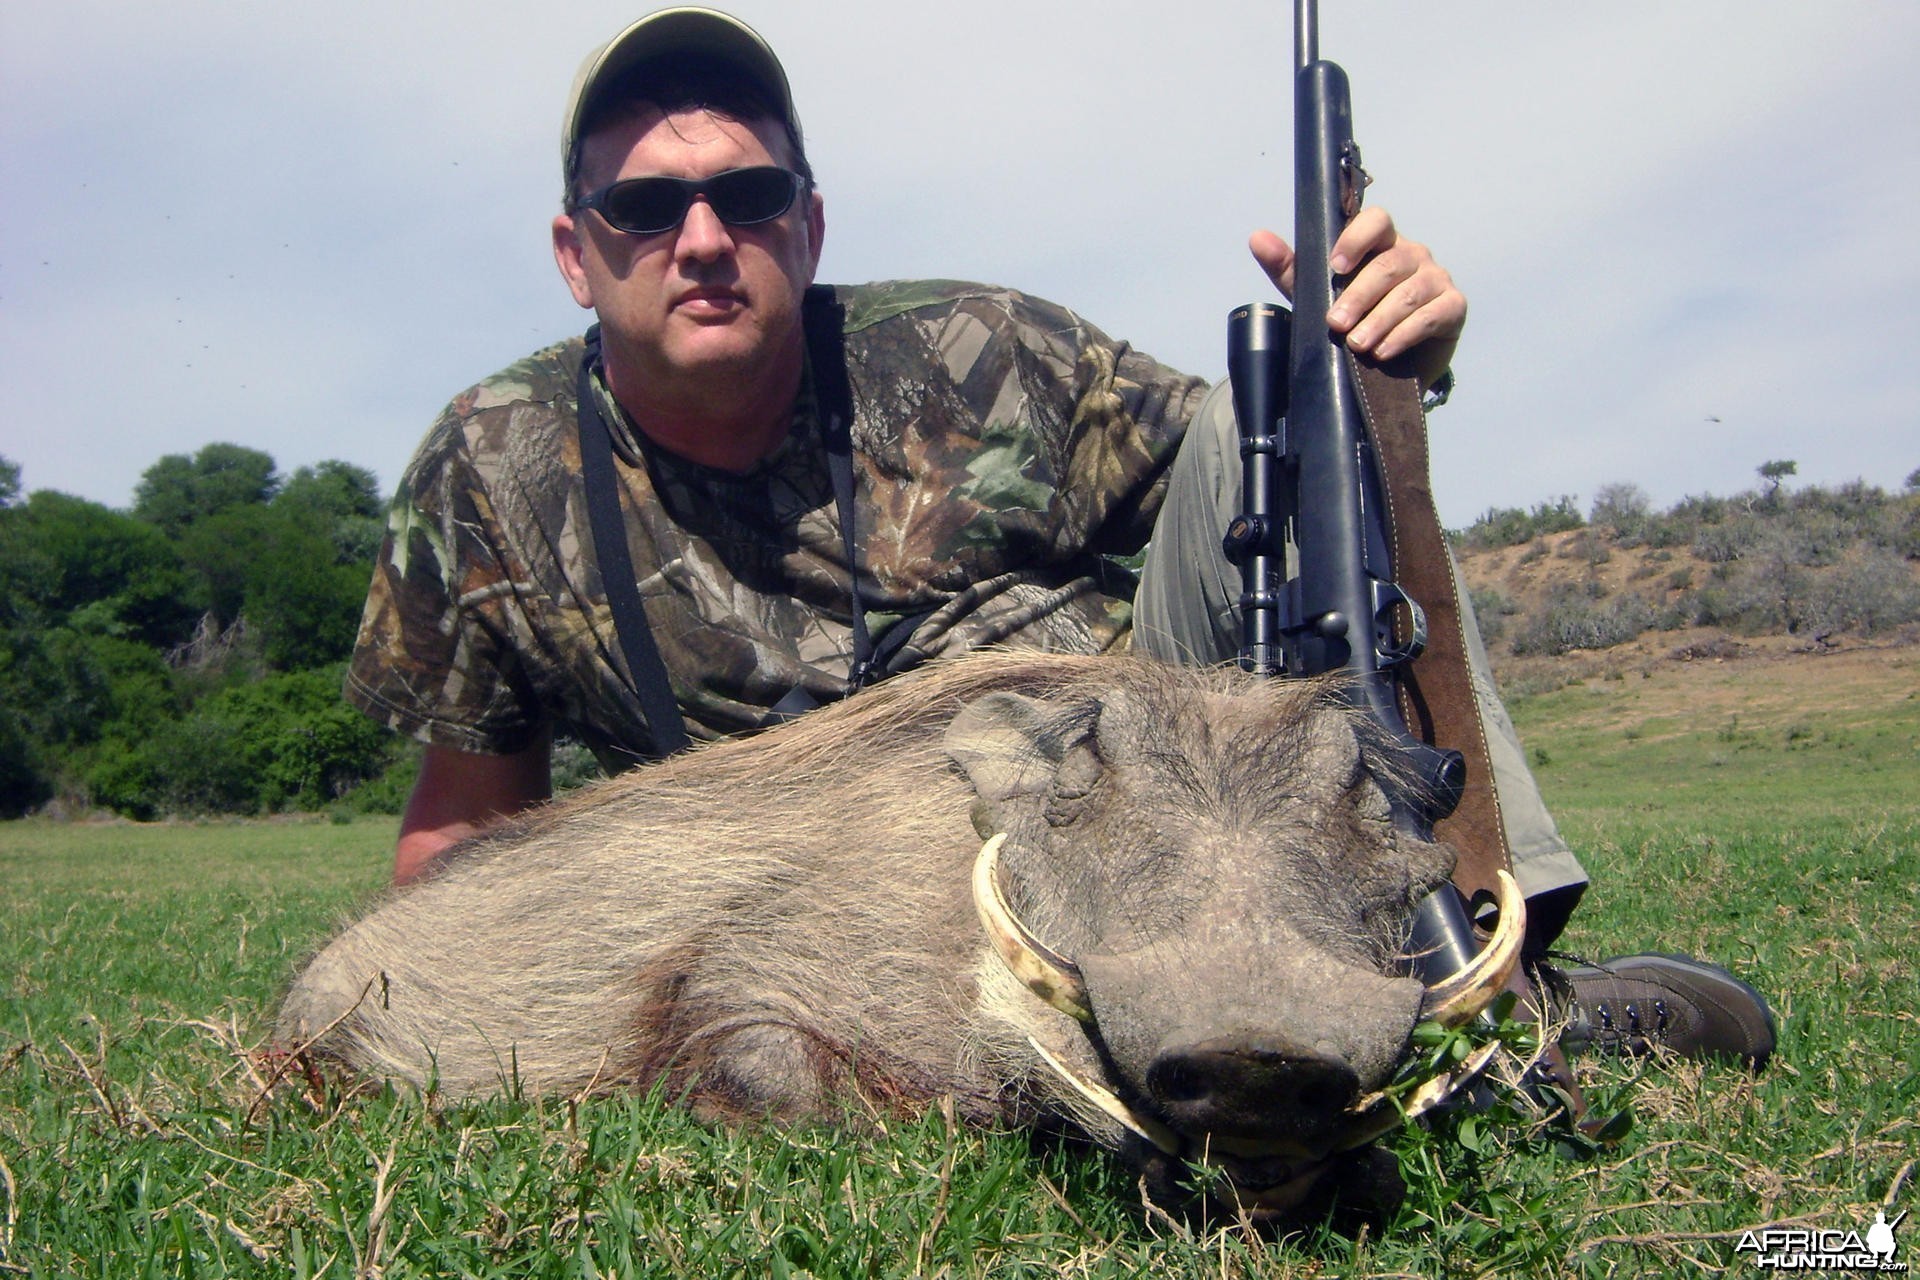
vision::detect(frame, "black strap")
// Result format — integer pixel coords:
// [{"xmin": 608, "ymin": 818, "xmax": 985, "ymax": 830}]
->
[
  {"xmin": 575, "ymin": 288, "xmax": 877, "ymax": 755},
  {"xmin": 803, "ymin": 284, "xmax": 877, "ymax": 691},
  {"xmin": 576, "ymin": 325, "xmax": 691, "ymax": 757}
]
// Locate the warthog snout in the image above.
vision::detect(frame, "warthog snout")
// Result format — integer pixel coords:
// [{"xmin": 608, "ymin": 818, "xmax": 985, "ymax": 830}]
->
[{"xmin": 1147, "ymin": 1035, "xmax": 1362, "ymax": 1145}]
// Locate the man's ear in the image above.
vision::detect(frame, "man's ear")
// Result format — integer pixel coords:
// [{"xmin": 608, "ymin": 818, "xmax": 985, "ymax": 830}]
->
[
  {"xmin": 803, "ymin": 189, "xmax": 826, "ymax": 279},
  {"xmin": 552, "ymin": 213, "xmax": 595, "ymax": 310}
]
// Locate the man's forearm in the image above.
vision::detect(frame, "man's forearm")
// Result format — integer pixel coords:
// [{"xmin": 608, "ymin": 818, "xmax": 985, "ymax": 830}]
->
[{"xmin": 394, "ymin": 734, "xmax": 554, "ymax": 884}]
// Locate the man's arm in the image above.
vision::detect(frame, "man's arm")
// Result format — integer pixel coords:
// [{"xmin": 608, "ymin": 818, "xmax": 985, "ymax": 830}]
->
[{"xmin": 393, "ymin": 733, "xmax": 554, "ymax": 885}]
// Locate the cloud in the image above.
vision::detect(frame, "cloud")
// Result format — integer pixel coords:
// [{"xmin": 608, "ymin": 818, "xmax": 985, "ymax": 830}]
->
[{"xmin": 3, "ymin": 1, "xmax": 1915, "ymax": 526}]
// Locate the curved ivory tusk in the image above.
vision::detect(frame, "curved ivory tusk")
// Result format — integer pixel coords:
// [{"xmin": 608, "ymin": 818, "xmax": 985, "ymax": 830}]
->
[
  {"xmin": 1027, "ymin": 1035, "xmax": 1181, "ymax": 1156},
  {"xmin": 973, "ymin": 834, "xmax": 1094, "ymax": 1024},
  {"xmin": 1338, "ymin": 1038, "xmax": 1505, "ymax": 1150},
  {"xmin": 1416, "ymin": 869, "xmax": 1527, "ymax": 1029}
]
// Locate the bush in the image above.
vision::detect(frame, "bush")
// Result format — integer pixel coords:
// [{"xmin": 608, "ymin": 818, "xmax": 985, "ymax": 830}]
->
[
  {"xmin": 334, "ymin": 745, "xmax": 421, "ymax": 816},
  {"xmin": 1802, "ymin": 550, "xmax": 1920, "ymax": 635},
  {"xmin": 1454, "ymin": 496, "xmax": 1585, "ymax": 550},
  {"xmin": 1692, "ymin": 515, "xmax": 1764, "ymax": 564},
  {"xmin": 1590, "ymin": 482, "xmax": 1653, "ymax": 542},
  {"xmin": 1872, "ymin": 496, "xmax": 1920, "ymax": 560},
  {"xmin": 86, "ymin": 665, "xmax": 395, "ymax": 818},
  {"xmin": 1510, "ymin": 587, "xmax": 1658, "ymax": 656},
  {"xmin": 1765, "ymin": 509, "xmax": 1855, "ymax": 569},
  {"xmin": 1467, "ymin": 587, "xmax": 1519, "ymax": 646},
  {"xmin": 0, "ymin": 715, "xmax": 52, "ymax": 818},
  {"xmin": 2, "ymin": 626, "xmax": 178, "ymax": 758}
]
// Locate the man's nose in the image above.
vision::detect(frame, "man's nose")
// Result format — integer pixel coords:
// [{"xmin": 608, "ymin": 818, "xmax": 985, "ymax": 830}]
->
[{"xmin": 674, "ymin": 199, "xmax": 734, "ymax": 263}]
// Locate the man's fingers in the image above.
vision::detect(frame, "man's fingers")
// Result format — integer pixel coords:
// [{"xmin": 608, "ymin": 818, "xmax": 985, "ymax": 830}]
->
[
  {"xmin": 1249, "ymin": 229, "xmax": 1296, "ymax": 301},
  {"xmin": 1352, "ymin": 277, "xmax": 1465, "ymax": 385},
  {"xmin": 1328, "ymin": 206, "xmax": 1395, "ymax": 274},
  {"xmin": 1249, "ymin": 209, "xmax": 1466, "ymax": 384},
  {"xmin": 1338, "ymin": 258, "xmax": 1463, "ymax": 355},
  {"xmin": 1368, "ymin": 299, "xmax": 1465, "ymax": 377}
]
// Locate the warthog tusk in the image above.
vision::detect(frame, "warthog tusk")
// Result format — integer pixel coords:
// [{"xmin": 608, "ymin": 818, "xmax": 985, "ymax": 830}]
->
[
  {"xmin": 973, "ymin": 833, "xmax": 1094, "ymax": 1024},
  {"xmin": 1338, "ymin": 1038, "xmax": 1505, "ymax": 1149},
  {"xmin": 1027, "ymin": 1035, "xmax": 1181, "ymax": 1156},
  {"xmin": 1416, "ymin": 869, "xmax": 1527, "ymax": 1029}
]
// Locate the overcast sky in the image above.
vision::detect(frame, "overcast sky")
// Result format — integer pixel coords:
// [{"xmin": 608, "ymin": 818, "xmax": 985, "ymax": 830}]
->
[{"xmin": 4, "ymin": 2, "xmax": 1915, "ymax": 527}]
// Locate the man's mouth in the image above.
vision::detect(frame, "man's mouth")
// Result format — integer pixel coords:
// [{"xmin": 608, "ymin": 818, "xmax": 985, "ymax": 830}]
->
[{"xmin": 673, "ymin": 286, "xmax": 746, "ymax": 318}]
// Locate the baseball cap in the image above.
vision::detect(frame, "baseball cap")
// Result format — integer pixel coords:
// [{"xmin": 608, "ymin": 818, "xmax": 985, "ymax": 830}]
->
[{"xmin": 562, "ymin": 8, "xmax": 798, "ymax": 186}]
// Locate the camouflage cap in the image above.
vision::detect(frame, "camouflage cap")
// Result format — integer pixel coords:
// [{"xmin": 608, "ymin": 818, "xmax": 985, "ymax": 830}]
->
[{"xmin": 562, "ymin": 7, "xmax": 797, "ymax": 185}]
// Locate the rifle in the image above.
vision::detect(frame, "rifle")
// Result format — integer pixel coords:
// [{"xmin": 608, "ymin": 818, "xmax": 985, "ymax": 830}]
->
[{"xmin": 1221, "ymin": 0, "xmax": 1486, "ymax": 988}]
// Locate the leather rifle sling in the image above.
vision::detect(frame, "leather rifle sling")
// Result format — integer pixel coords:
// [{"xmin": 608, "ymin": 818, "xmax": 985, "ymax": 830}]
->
[{"xmin": 1346, "ymin": 353, "xmax": 1513, "ymax": 911}]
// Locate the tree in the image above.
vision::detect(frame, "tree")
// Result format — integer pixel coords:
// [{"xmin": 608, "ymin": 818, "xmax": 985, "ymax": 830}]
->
[
  {"xmin": 176, "ymin": 503, "xmax": 366, "ymax": 668},
  {"xmin": 277, "ymin": 461, "xmax": 382, "ymax": 521},
  {"xmin": 276, "ymin": 460, "xmax": 386, "ymax": 566},
  {"xmin": 0, "ymin": 491, "xmax": 196, "ymax": 645},
  {"xmin": 1757, "ymin": 459, "xmax": 1798, "ymax": 503},
  {"xmin": 0, "ymin": 456, "xmax": 20, "ymax": 508},
  {"xmin": 132, "ymin": 443, "xmax": 279, "ymax": 538}
]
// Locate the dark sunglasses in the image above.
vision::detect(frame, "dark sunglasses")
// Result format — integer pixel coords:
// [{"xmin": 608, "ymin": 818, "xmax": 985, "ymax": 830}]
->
[{"xmin": 571, "ymin": 166, "xmax": 807, "ymax": 236}]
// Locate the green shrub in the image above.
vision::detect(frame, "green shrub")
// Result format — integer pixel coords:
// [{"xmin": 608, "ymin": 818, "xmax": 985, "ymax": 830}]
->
[
  {"xmin": 1510, "ymin": 587, "xmax": 1658, "ymax": 656},
  {"xmin": 1454, "ymin": 496, "xmax": 1585, "ymax": 550},
  {"xmin": 1802, "ymin": 550, "xmax": 1920, "ymax": 635},
  {"xmin": 335, "ymin": 745, "xmax": 421, "ymax": 816},
  {"xmin": 1692, "ymin": 515, "xmax": 1763, "ymax": 564},
  {"xmin": 1873, "ymin": 495, "xmax": 1920, "ymax": 559},
  {"xmin": 0, "ymin": 715, "xmax": 52, "ymax": 818},
  {"xmin": 85, "ymin": 665, "xmax": 394, "ymax": 818},
  {"xmin": 1468, "ymin": 587, "xmax": 1519, "ymax": 646},
  {"xmin": 1589, "ymin": 481, "xmax": 1652, "ymax": 543}
]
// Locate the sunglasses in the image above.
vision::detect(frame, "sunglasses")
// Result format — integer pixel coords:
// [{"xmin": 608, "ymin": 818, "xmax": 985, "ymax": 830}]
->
[{"xmin": 571, "ymin": 166, "xmax": 807, "ymax": 236}]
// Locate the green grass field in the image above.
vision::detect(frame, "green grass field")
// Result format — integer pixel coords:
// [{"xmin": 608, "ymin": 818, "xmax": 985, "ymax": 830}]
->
[{"xmin": 3, "ymin": 654, "xmax": 1916, "ymax": 1277}]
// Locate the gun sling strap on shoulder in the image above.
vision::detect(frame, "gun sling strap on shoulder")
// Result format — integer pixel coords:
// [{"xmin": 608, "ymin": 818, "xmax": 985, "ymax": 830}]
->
[{"xmin": 575, "ymin": 285, "xmax": 875, "ymax": 758}]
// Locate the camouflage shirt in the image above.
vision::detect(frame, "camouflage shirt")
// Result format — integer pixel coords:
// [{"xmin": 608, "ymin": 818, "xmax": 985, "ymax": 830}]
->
[{"xmin": 346, "ymin": 280, "xmax": 1211, "ymax": 764}]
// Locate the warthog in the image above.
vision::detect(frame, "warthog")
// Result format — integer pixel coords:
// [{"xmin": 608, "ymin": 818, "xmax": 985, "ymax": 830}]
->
[{"xmin": 280, "ymin": 651, "xmax": 1520, "ymax": 1220}]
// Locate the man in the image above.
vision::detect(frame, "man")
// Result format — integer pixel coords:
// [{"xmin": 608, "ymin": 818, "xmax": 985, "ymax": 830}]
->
[{"xmin": 347, "ymin": 6, "xmax": 1773, "ymax": 1068}]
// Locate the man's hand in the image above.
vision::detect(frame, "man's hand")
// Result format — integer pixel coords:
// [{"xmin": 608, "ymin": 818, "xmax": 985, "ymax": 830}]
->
[{"xmin": 1249, "ymin": 206, "xmax": 1466, "ymax": 389}]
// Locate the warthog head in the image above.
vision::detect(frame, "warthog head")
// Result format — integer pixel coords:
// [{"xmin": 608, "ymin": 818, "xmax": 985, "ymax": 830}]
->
[{"xmin": 946, "ymin": 669, "xmax": 1521, "ymax": 1220}]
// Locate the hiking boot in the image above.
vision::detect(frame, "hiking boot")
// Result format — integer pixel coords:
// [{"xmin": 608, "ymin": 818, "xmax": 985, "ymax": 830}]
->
[{"xmin": 1542, "ymin": 953, "xmax": 1777, "ymax": 1071}]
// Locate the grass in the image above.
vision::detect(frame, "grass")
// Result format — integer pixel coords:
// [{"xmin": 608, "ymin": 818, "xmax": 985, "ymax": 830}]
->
[{"xmin": 2, "ymin": 652, "xmax": 1916, "ymax": 1277}]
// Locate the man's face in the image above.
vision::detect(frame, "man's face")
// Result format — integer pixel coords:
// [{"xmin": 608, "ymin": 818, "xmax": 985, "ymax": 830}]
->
[{"xmin": 552, "ymin": 105, "xmax": 824, "ymax": 422}]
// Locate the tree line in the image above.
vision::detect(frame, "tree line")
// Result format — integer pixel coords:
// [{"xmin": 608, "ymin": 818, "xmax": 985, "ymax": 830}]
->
[
  {"xmin": 5, "ymin": 447, "xmax": 1917, "ymax": 821},
  {"xmin": 0, "ymin": 447, "xmax": 406, "ymax": 819}
]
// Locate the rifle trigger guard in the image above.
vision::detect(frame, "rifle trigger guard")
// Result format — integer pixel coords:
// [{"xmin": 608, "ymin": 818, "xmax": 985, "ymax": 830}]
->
[{"xmin": 1371, "ymin": 579, "xmax": 1426, "ymax": 668}]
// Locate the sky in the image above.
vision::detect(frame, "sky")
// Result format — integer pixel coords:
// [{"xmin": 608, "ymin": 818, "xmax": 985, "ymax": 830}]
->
[{"xmin": 4, "ymin": 2, "xmax": 1916, "ymax": 528}]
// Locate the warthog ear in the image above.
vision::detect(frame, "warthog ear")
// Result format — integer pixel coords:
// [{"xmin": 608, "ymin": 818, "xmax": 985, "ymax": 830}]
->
[{"xmin": 943, "ymin": 691, "xmax": 1096, "ymax": 805}]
